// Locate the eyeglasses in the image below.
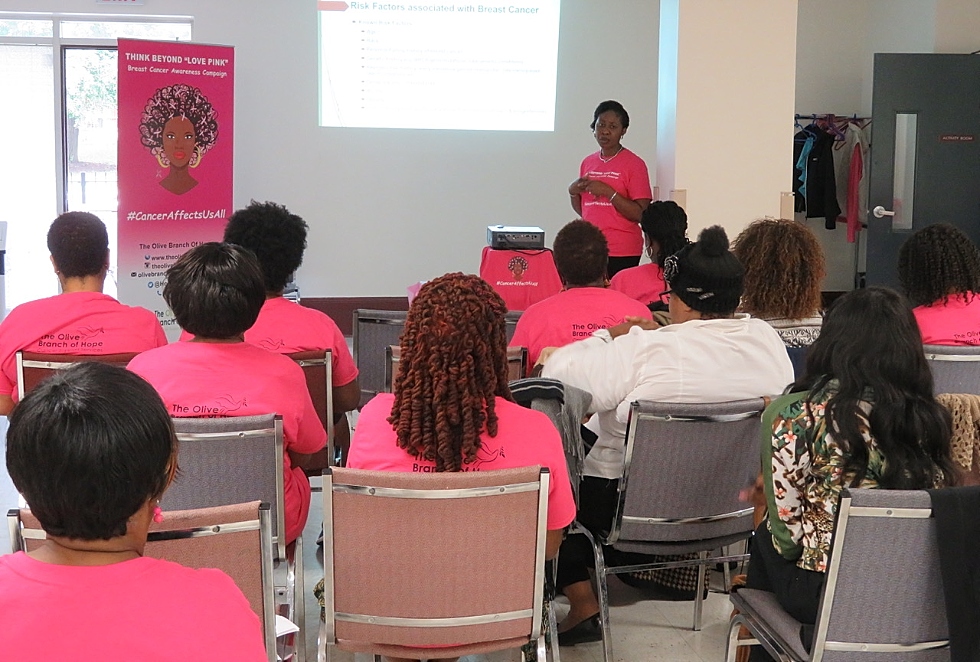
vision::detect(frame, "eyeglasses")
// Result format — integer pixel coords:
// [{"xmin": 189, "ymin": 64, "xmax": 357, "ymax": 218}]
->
[{"xmin": 659, "ymin": 290, "xmax": 671, "ymax": 305}]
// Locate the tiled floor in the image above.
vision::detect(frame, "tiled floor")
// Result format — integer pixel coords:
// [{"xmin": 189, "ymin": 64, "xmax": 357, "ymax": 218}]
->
[{"xmin": 1, "ymin": 413, "xmax": 736, "ymax": 662}]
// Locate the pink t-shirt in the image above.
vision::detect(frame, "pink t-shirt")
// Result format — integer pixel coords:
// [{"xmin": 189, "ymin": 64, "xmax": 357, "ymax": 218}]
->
[
  {"xmin": 913, "ymin": 292, "xmax": 980, "ymax": 345},
  {"xmin": 348, "ymin": 393, "xmax": 575, "ymax": 530},
  {"xmin": 128, "ymin": 342, "xmax": 326, "ymax": 543},
  {"xmin": 579, "ymin": 148, "xmax": 653, "ymax": 257},
  {"xmin": 0, "ymin": 552, "xmax": 266, "ymax": 661},
  {"xmin": 608, "ymin": 262, "xmax": 666, "ymax": 307},
  {"xmin": 0, "ymin": 291, "xmax": 167, "ymax": 401},
  {"xmin": 509, "ymin": 287, "xmax": 653, "ymax": 367},
  {"xmin": 180, "ymin": 296, "xmax": 358, "ymax": 387}
]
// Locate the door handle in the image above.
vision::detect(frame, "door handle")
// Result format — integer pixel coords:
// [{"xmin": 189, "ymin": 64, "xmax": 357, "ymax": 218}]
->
[{"xmin": 872, "ymin": 205, "xmax": 896, "ymax": 218}]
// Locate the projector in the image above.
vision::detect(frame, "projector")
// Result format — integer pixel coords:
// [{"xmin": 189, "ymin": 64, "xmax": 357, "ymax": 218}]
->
[{"xmin": 487, "ymin": 225, "xmax": 545, "ymax": 250}]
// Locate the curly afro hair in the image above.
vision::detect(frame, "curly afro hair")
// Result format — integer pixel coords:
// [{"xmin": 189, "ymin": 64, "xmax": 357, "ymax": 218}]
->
[
  {"xmin": 898, "ymin": 223, "xmax": 980, "ymax": 308},
  {"xmin": 223, "ymin": 201, "xmax": 308, "ymax": 293},
  {"xmin": 139, "ymin": 84, "xmax": 218, "ymax": 161},
  {"xmin": 731, "ymin": 218, "xmax": 825, "ymax": 320}
]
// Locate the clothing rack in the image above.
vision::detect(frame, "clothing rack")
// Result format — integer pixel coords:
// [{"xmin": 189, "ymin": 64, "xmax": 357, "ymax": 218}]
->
[{"xmin": 795, "ymin": 113, "xmax": 871, "ymax": 136}]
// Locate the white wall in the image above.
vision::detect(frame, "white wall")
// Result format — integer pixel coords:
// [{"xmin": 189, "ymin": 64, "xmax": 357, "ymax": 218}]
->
[
  {"xmin": 3, "ymin": 0, "xmax": 659, "ymax": 297},
  {"xmin": 659, "ymin": 0, "xmax": 798, "ymax": 239}
]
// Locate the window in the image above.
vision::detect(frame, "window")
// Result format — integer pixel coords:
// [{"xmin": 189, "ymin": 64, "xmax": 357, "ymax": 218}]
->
[{"xmin": 0, "ymin": 13, "xmax": 191, "ymax": 313}]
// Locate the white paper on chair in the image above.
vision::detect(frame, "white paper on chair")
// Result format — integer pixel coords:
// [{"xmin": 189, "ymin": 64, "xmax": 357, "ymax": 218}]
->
[{"xmin": 276, "ymin": 614, "xmax": 299, "ymax": 637}]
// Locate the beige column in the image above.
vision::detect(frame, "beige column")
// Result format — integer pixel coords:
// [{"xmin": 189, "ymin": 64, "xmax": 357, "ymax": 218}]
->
[{"xmin": 657, "ymin": 0, "xmax": 799, "ymax": 237}]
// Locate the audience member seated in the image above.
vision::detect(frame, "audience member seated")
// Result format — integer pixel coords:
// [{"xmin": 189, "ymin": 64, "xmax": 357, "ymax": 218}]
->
[
  {"xmin": 539, "ymin": 226, "xmax": 794, "ymax": 646},
  {"xmin": 0, "ymin": 362, "xmax": 266, "ymax": 660},
  {"xmin": 184, "ymin": 200, "xmax": 360, "ymax": 417},
  {"xmin": 510, "ymin": 220, "xmax": 652, "ymax": 371},
  {"xmin": 745, "ymin": 287, "xmax": 956, "ymax": 661},
  {"xmin": 128, "ymin": 243, "xmax": 325, "ymax": 544},
  {"xmin": 608, "ymin": 200, "xmax": 690, "ymax": 310},
  {"xmin": 347, "ymin": 273, "xmax": 576, "ymax": 662},
  {"xmin": 0, "ymin": 212, "xmax": 166, "ymax": 415},
  {"xmin": 731, "ymin": 218, "xmax": 824, "ymax": 347},
  {"xmin": 898, "ymin": 223, "xmax": 980, "ymax": 346}
]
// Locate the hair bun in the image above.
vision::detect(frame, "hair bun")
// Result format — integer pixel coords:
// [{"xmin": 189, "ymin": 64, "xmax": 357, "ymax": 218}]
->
[{"xmin": 697, "ymin": 226, "xmax": 730, "ymax": 257}]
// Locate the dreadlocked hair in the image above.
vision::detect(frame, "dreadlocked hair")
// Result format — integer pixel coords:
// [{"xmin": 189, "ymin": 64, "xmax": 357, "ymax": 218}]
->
[
  {"xmin": 898, "ymin": 223, "xmax": 980, "ymax": 308},
  {"xmin": 388, "ymin": 273, "xmax": 513, "ymax": 472},
  {"xmin": 731, "ymin": 218, "xmax": 825, "ymax": 320}
]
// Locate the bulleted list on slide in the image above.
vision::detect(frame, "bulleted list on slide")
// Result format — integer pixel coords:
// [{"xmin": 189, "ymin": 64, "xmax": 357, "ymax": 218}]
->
[{"xmin": 318, "ymin": 1, "xmax": 560, "ymax": 131}]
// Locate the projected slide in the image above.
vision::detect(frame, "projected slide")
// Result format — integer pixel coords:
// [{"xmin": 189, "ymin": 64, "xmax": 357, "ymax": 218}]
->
[{"xmin": 317, "ymin": 1, "xmax": 561, "ymax": 131}]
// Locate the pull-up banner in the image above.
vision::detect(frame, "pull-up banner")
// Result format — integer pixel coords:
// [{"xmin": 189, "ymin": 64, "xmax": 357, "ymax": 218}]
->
[{"xmin": 117, "ymin": 38, "xmax": 234, "ymax": 340}]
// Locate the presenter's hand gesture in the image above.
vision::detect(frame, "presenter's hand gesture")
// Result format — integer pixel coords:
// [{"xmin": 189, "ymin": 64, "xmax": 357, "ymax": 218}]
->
[
  {"xmin": 568, "ymin": 177, "xmax": 590, "ymax": 196},
  {"xmin": 584, "ymin": 179, "xmax": 616, "ymax": 199}
]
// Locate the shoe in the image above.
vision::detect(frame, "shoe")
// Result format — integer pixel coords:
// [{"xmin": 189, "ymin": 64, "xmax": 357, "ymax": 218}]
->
[{"xmin": 558, "ymin": 614, "xmax": 602, "ymax": 646}]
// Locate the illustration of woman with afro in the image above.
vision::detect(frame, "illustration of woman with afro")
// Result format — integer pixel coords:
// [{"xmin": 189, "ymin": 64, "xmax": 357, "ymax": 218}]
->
[{"xmin": 139, "ymin": 84, "xmax": 218, "ymax": 196}]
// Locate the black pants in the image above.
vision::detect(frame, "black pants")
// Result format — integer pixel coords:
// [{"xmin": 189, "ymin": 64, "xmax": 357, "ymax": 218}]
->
[
  {"xmin": 606, "ymin": 255, "xmax": 641, "ymax": 279},
  {"xmin": 556, "ymin": 476, "xmax": 688, "ymax": 592},
  {"xmin": 744, "ymin": 523, "xmax": 825, "ymax": 661}
]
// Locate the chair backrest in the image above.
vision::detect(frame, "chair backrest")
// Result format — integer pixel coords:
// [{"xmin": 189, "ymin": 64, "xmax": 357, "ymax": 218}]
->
[
  {"xmin": 322, "ymin": 466, "xmax": 548, "ymax": 652},
  {"xmin": 16, "ymin": 350, "xmax": 139, "ymax": 400},
  {"xmin": 504, "ymin": 310, "xmax": 522, "ymax": 343},
  {"xmin": 146, "ymin": 501, "xmax": 277, "ymax": 659},
  {"xmin": 384, "ymin": 345, "xmax": 526, "ymax": 393},
  {"xmin": 352, "ymin": 309, "xmax": 407, "ymax": 406},
  {"xmin": 8, "ymin": 502, "xmax": 277, "ymax": 661},
  {"xmin": 163, "ymin": 415, "xmax": 287, "ymax": 561},
  {"xmin": 811, "ymin": 488, "xmax": 948, "ymax": 661},
  {"xmin": 287, "ymin": 349, "xmax": 336, "ymax": 466},
  {"xmin": 610, "ymin": 399, "xmax": 767, "ymax": 546},
  {"xmin": 924, "ymin": 344, "xmax": 980, "ymax": 395}
]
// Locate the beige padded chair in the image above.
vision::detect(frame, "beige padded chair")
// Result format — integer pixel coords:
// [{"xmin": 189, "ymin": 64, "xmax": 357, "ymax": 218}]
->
[
  {"xmin": 16, "ymin": 350, "xmax": 139, "ymax": 400},
  {"xmin": 8, "ymin": 501, "xmax": 278, "ymax": 662},
  {"xmin": 164, "ymin": 414, "xmax": 307, "ymax": 662},
  {"xmin": 320, "ymin": 466, "xmax": 554, "ymax": 662},
  {"xmin": 384, "ymin": 344, "xmax": 527, "ymax": 392}
]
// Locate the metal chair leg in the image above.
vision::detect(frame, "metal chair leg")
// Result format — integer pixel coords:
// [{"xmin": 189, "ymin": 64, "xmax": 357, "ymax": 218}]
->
[
  {"xmin": 693, "ymin": 550, "xmax": 708, "ymax": 631},
  {"xmin": 578, "ymin": 525, "xmax": 613, "ymax": 662}
]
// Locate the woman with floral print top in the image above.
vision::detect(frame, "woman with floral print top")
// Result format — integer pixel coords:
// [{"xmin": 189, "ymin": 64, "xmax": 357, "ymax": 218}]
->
[{"xmin": 744, "ymin": 287, "xmax": 956, "ymax": 661}]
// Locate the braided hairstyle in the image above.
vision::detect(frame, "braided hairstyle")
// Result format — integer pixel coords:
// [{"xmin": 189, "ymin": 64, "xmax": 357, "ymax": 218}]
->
[
  {"xmin": 388, "ymin": 273, "xmax": 513, "ymax": 472},
  {"xmin": 731, "ymin": 218, "xmax": 824, "ymax": 320},
  {"xmin": 898, "ymin": 223, "xmax": 980, "ymax": 307}
]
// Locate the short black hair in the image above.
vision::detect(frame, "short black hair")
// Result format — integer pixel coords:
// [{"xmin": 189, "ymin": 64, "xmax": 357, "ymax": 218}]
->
[
  {"xmin": 6, "ymin": 362, "xmax": 176, "ymax": 541},
  {"xmin": 164, "ymin": 242, "xmax": 266, "ymax": 339},
  {"xmin": 898, "ymin": 223, "xmax": 980, "ymax": 307},
  {"xmin": 553, "ymin": 220, "xmax": 609, "ymax": 286},
  {"xmin": 590, "ymin": 100, "xmax": 629, "ymax": 130},
  {"xmin": 47, "ymin": 212, "xmax": 109, "ymax": 278},
  {"xmin": 223, "ymin": 200, "xmax": 308, "ymax": 293}
]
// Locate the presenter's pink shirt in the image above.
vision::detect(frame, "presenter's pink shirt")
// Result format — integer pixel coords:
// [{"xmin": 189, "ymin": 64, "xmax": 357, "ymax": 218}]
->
[
  {"xmin": 349, "ymin": 393, "xmax": 576, "ymax": 530},
  {"xmin": 128, "ymin": 341, "xmax": 326, "ymax": 543},
  {"xmin": 579, "ymin": 148, "xmax": 653, "ymax": 257},
  {"xmin": 510, "ymin": 287, "xmax": 652, "ymax": 368},
  {"xmin": 608, "ymin": 262, "xmax": 666, "ymax": 307},
  {"xmin": 0, "ymin": 553, "xmax": 267, "ymax": 661},
  {"xmin": 913, "ymin": 292, "xmax": 980, "ymax": 345},
  {"xmin": 181, "ymin": 296, "xmax": 358, "ymax": 387},
  {"xmin": 0, "ymin": 291, "xmax": 167, "ymax": 401}
]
